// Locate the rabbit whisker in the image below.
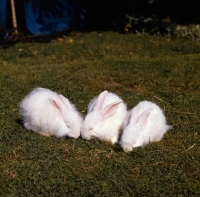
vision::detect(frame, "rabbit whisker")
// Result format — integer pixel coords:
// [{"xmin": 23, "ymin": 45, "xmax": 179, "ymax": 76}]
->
[{"xmin": 90, "ymin": 129, "xmax": 106, "ymax": 141}]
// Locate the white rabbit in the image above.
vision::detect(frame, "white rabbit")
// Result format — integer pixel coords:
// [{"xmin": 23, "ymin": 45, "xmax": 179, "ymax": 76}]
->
[
  {"xmin": 19, "ymin": 87, "xmax": 83, "ymax": 138},
  {"xmin": 81, "ymin": 90, "xmax": 127, "ymax": 144},
  {"xmin": 120, "ymin": 100, "xmax": 171, "ymax": 151}
]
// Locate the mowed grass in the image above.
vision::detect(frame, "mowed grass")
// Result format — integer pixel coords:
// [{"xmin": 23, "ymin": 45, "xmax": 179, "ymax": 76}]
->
[{"xmin": 0, "ymin": 32, "xmax": 200, "ymax": 196}]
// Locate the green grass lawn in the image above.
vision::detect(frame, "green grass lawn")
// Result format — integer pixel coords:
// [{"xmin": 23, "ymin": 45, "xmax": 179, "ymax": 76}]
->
[{"xmin": 0, "ymin": 32, "xmax": 200, "ymax": 196}]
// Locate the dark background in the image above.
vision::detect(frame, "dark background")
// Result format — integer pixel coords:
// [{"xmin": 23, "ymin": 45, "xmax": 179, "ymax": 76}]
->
[{"xmin": 5, "ymin": 0, "xmax": 200, "ymax": 33}]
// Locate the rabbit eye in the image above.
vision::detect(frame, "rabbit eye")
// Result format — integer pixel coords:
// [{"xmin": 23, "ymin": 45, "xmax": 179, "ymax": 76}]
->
[
  {"xmin": 88, "ymin": 125, "xmax": 93, "ymax": 130},
  {"xmin": 66, "ymin": 123, "xmax": 71, "ymax": 129}
]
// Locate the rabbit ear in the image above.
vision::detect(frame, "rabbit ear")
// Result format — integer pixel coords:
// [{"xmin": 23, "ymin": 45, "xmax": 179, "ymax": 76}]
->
[
  {"xmin": 58, "ymin": 94, "xmax": 73, "ymax": 110},
  {"xmin": 100, "ymin": 100, "xmax": 122, "ymax": 119},
  {"xmin": 52, "ymin": 97, "xmax": 64, "ymax": 112},
  {"xmin": 95, "ymin": 90, "xmax": 109, "ymax": 111},
  {"xmin": 137, "ymin": 108, "xmax": 152, "ymax": 128},
  {"xmin": 130, "ymin": 105, "xmax": 140, "ymax": 124}
]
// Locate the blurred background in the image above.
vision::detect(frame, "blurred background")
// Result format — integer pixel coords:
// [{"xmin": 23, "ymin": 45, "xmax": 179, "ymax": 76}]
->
[{"xmin": 1, "ymin": 0, "xmax": 200, "ymax": 38}]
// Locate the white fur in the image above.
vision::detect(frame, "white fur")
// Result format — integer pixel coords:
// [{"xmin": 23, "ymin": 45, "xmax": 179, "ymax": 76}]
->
[
  {"xmin": 120, "ymin": 100, "xmax": 171, "ymax": 151},
  {"xmin": 81, "ymin": 90, "xmax": 127, "ymax": 144},
  {"xmin": 19, "ymin": 88, "xmax": 83, "ymax": 138}
]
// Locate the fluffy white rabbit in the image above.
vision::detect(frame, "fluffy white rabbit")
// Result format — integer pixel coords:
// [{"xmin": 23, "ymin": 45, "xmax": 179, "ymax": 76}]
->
[
  {"xmin": 81, "ymin": 90, "xmax": 127, "ymax": 144},
  {"xmin": 19, "ymin": 87, "xmax": 83, "ymax": 138},
  {"xmin": 120, "ymin": 100, "xmax": 171, "ymax": 151}
]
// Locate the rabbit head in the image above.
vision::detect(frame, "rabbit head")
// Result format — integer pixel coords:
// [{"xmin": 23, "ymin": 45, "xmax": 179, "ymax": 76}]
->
[
  {"xmin": 52, "ymin": 94, "xmax": 83, "ymax": 138},
  {"xmin": 120, "ymin": 106, "xmax": 151, "ymax": 151},
  {"xmin": 81, "ymin": 90, "xmax": 125, "ymax": 144}
]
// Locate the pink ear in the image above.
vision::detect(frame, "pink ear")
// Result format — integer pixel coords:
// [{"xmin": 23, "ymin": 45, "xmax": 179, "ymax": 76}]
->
[
  {"xmin": 138, "ymin": 108, "xmax": 152, "ymax": 126},
  {"xmin": 95, "ymin": 90, "xmax": 109, "ymax": 111},
  {"xmin": 100, "ymin": 100, "xmax": 122, "ymax": 119},
  {"xmin": 130, "ymin": 105, "xmax": 140, "ymax": 124},
  {"xmin": 58, "ymin": 94, "xmax": 72, "ymax": 110},
  {"xmin": 52, "ymin": 97, "xmax": 63, "ymax": 112}
]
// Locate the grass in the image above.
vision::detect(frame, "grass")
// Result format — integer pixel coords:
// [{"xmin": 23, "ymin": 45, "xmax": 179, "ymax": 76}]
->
[{"xmin": 0, "ymin": 32, "xmax": 200, "ymax": 196}]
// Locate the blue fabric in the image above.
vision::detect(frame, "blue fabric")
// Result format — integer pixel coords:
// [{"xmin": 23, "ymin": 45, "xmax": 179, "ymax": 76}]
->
[
  {"xmin": 24, "ymin": 0, "xmax": 75, "ymax": 35},
  {"xmin": 0, "ymin": 0, "xmax": 7, "ymax": 37}
]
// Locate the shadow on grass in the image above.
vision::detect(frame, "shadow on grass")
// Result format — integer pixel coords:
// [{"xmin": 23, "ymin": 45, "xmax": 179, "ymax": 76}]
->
[{"xmin": 16, "ymin": 118, "xmax": 23, "ymax": 127}]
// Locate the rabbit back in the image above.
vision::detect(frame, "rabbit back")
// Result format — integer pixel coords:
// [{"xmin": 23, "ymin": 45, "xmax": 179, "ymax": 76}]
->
[{"xmin": 20, "ymin": 88, "xmax": 71, "ymax": 137}]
